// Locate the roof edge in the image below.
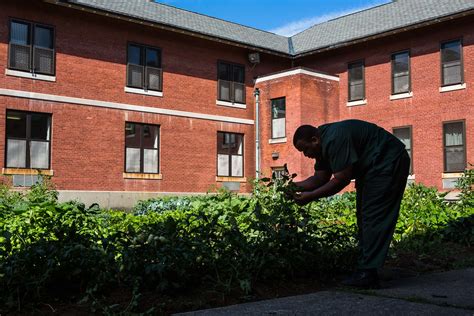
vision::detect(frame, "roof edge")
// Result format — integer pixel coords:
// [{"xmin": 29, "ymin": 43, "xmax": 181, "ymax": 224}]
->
[
  {"xmin": 255, "ymin": 67, "xmax": 339, "ymax": 84},
  {"xmin": 292, "ymin": 8, "xmax": 474, "ymax": 58},
  {"xmin": 47, "ymin": 0, "xmax": 474, "ymax": 59},
  {"xmin": 47, "ymin": 0, "xmax": 293, "ymax": 57}
]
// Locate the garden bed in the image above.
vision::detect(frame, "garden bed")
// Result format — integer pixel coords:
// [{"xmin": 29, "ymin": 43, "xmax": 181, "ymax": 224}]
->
[{"xmin": 0, "ymin": 168, "xmax": 472, "ymax": 315}]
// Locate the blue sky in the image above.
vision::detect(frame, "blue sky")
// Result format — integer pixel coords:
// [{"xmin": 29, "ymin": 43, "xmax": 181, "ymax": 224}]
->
[{"xmin": 155, "ymin": 0, "xmax": 391, "ymax": 36}]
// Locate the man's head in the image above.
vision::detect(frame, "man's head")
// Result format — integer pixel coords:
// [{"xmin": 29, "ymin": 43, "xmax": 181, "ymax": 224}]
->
[{"xmin": 293, "ymin": 125, "xmax": 322, "ymax": 159}]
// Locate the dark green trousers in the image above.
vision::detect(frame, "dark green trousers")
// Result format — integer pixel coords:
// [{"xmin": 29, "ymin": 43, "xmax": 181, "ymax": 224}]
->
[{"xmin": 355, "ymin": 151, "xmax": 410, "ymax": 269}]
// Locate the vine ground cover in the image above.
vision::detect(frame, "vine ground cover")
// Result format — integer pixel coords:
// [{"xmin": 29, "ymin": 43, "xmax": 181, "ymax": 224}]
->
[{"xmin": 0, "ymin": 169, "xmax": 472, "ymax": 314}]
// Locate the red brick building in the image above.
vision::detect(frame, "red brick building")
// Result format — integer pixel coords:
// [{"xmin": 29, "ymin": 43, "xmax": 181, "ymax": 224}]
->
[{"xmin": 0, "ymin": 0, "xmax": 472, "ymax": 207}]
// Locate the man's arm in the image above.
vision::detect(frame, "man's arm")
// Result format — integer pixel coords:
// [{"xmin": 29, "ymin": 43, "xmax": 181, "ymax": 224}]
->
[
  {"xmin": 294, "ymin": 166, "xmax": 353, "ymax": 205},
  {"xmin": 293, "ymin": 169, "xmax": 332, "ymax": 191}
]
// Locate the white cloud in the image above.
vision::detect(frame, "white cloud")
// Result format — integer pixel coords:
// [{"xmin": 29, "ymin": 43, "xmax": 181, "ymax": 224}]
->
[{"xmin": 269, "ymin": 1, "xmax": 390, "ymax": 36}]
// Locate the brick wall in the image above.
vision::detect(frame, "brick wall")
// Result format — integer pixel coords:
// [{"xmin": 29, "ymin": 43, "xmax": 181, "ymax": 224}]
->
[
  {"xmin": 295, "ymin": 17, "xmax": 473, "ymax": 189},
  {"xmin": 0, "ymin": 0, "xmax": 471, "ymax": 194},
  {"xmin": 0, "ymin": 0, "xmax": 289, "ymax": 193},
  {"xmin": 256, "ymin": 71, "xmax": 339, "ymax": 181}
]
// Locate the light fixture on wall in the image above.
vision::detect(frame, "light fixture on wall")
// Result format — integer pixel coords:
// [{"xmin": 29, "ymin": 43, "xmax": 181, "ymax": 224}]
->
[{"xmin": 248, "ymin": 52, "xmax": 260, "ymax": 64}]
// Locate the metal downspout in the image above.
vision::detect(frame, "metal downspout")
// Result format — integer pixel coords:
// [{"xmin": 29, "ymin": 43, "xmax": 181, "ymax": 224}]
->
[{"xmin": 253, "ymin": 88, "xmax": 260, "ymax": 179}]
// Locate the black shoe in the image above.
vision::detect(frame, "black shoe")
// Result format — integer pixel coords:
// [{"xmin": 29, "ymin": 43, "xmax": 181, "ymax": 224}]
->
[{"xmin": 341, "ymin": 269, "xmax": 380, "ymax": 289}]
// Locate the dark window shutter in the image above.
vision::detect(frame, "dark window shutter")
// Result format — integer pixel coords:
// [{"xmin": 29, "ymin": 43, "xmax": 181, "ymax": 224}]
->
[
  {"xmin": 9, "ymin": 21, "xmax": 31, "ymax": 71},
  {"xmin": 34, "ymin": 46, "xmax": 54, "ymax": 75},
  {"xmin": 233, "ymin": 82, "xmax": 245, "ymax": 103},
  {"xmin": 233, "ymin": 65, "xmax": 244, "ymax": 83},
  {"xmin": 127, "ymin": 64, "xmax": 144, "ymax": 88},
  {"xmin": 218, "ymin": 79, "xmax": 231, "ymax": 101},
  {"xmin": 218, "ymin": 63, "xmax": 245, "ymax": 103},
  {"xmin": 146, "ymin": 67, "xmax": 162, "ymax": 91},
  {"xmin": 145, "ymin": 48, "xmax": 160, "ymax": 68},
  {"xmin": 33, "ymin": 26, "xmax": 54, "ymax": 75},
  {"xmin": 441, "ymin": 41, "xmax": 462, "ymax": 86},
  {"xmin": 232, "ymin": 65, "xmax": 245, "ymax": 103},
  {"xmin": 9, "ymin": 21, "xmax": 55, "ymax": 75},
  {"xmin": 348, "ymin": 62, "xmax": 364, "ymax": 101},
  {"xmin": 218, "ymin": 63, "xmax": 231, "ymax": 81},
  {"xmin": 127, "ymin": 45, "xmax": 162, "ymax": 90},
  {"xmin": 9, "ymin": 43, "xmax": 31, "ymax": 71},
  {"xmin": 392, "ymin": 52, "xmax": 410, "ymax": 94},
  {"xmin": 444, "ymin": 122, "xmax": 465, "ymax": 172}
]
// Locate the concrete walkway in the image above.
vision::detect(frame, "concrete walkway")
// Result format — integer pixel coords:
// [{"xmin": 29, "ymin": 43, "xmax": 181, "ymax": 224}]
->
[{"xmin": 176, "ymin": 268, "xmax": 474, "ymax": 315}]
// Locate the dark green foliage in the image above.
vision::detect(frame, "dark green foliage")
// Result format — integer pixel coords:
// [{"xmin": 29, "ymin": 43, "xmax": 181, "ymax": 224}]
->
[
  {"xmin": 440, "ymin": 214, "xmax": 474, "ymax": 246},
  {"xmin": 0, "ymin": 169, "xmax": 472, "ymax": 313},
  {"xmin": 261, "ymin": 163, "xmax": 302, "ymax": 198},
  {"xmin": 133, "ymin": 196, "xmax": 193, "ymax": 215},
  {"xmin": 456, "ymin": 164, "xmax": 474, "ymax": 212}
]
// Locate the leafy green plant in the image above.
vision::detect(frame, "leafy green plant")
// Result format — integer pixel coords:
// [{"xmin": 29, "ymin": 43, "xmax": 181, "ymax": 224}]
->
[
  {"xmin": 0, "ymin": 176, "xmax": 472, "ymax": 314},
  {"xmin": 395, "ymin": 183, "xmax": 452, "ymax": 242},
  {"xmin": 261, "ymin": 163, "xmax": 302, "ymax": 198},
  {"xmin": 455, "ymin": 163, "xmax": 474, "ymax": 212}
]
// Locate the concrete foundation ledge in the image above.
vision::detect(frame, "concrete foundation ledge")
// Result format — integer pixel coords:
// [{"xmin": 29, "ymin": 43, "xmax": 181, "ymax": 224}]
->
[{"xmin": 57, "ymin": 190, "xmax": 211, "ymax": 210}]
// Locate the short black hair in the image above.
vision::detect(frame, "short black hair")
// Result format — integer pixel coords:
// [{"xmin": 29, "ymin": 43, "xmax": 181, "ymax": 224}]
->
[{"xmin": 293, "ymin": 125, "xmax": 318, "ymax": 147}]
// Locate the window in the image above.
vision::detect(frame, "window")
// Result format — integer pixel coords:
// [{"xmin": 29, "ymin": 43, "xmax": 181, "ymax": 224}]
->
[
  {"xmin": 8, "ymin": 20, "xmax": 55, "ymax": 75},
  {"xmin": 217, "ymin": 132, "xmax": 243, "ymax": 177},
  {"xmin": 441, "ymin": 40, "xmax": 463, "ymax": 86},
  {"xmin": 393, "ymin": 127, "xmax": 413, "ymax": 174},
  {"xmin": 392, "ymin": 51, "xmax": 410, "ymax": 94},
  {"xmin": 348, "ymin": 61, "xmax": 365, "ymax": 101},
  {"xmin": 5, "ymin": 110, "xmax": 51, "ymax": 169},
  {"xmin": 271, "ymin": 167, "xmax": 286, "ymax": 180},
  {"xmin": 127, "ymin": 44, "xmax": 162, "ymax": 91},
  {"xmin": 271, "ymin": 97, "xmax": 286, "ymax": 139},
  {"xmin": 217, "ymin": 61, "xmax": 245, "ymax": 104},
  {"xmin": 125, "ymin": 123, "xmax": 160, "ymax": 173},
  {"xmin": 443, "ymin": 121, "xmax": 466, "ymax": 172}
]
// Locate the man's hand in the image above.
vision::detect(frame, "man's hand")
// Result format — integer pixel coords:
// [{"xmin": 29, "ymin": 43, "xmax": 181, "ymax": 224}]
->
[{"xmin": 293, "ymin": 191, "xmax": 317, "ymax": 206}]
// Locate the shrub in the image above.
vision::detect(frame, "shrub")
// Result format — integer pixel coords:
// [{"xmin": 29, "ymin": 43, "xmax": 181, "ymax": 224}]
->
[{"xmin": 0, "ymin": 177, "xmax": 472, "ymax": 313}]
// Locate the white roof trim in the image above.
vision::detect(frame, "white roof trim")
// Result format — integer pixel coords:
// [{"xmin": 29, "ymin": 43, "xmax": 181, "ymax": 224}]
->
[
  {"xmin": 255, "ymin": 68, "xmax": 339, "ymax": 84},
  {"xmin": 0, "ymin": 88, "xmax": 254, "ymax": 125}
]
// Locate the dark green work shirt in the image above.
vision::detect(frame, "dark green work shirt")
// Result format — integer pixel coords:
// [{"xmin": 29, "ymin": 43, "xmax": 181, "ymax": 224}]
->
[{"xmin": 314, "ymin": 120, "xmax": 406, "ymax": 180}]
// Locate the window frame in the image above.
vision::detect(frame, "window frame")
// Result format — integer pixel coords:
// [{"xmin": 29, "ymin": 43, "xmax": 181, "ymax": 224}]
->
[
  {"xmin": 124, "ymin": 122, "xmax": 160, "ymax": 174},
  {"xmin": 8, "ymin": 18, "xmax": 56, "ymax": 76},
  {"xmin": 126, "ymin": 42, "xmax": 163, "ymax": 92},
  {"xmin": 271, "ymin": 166, "xmax": 286, "ymax": 180},
  {"xmin": 392, "ymin": 125, "xmax": 413, "ymax": 174},
  {"xmin": 440, "ymin": 38, "xmax": 464, "ymax": 87},
  {"xmin": 442, "ymin": 120, "xmax": 466, "ymax": 173},
  {"xmin": 217, "ymin": 60, "xmax": 246, "ymax": 104},
  {"xmin": 216, "ymin": 131, "xmax": 244, "ymax": 178},
  {"xmin": 270, "ymin": 97, "xmax": 286, "ymax": 139},
  {"xmin": 391, "ymin": 50, "xmax": 411, "ymax": 95},
  {"xmin": 4, "ymin": 109, "xmax": 52, "ymax": 170},
  {"xmin": 347, "ymin": 60, "xmax": 365, "ymax": 102}
]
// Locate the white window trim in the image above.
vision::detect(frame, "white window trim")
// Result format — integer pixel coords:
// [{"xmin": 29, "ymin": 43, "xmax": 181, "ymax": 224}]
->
[
  {"xmin": 6, "ymin": 69, "xmax": 56, "ymax": 82},
  {"xmin": 2, "ymin": 168, "xmax": 54, "ymax": 176},
  {"xmin": 441, "ymin": 173, "xmax": 464, "ymax": 178},
  {"xmin": 123, "ymin": 173, "xmax": 162, "ymax": 180},
  {"xmin": 124, "ymin": 86, "xmax": 163, "ymax": 97},
  {"xmin": 346, "ymin": 99, "xmax": 367, "ymax": 107},
  {"xmin": 442, "ymin": 173, "xmax": 462, "ymax": 190},
  {"xmin": 439, "ymin": 83, "xmax": 466, "ymax": 93},
  {"xmin": 215, "ymin": 176, "xmax": 247, "ymax": 182},
  {"xmin": 390, "ymin": 92, "xmax": 413, "ymax": 100},
  {"xmin": 216, "ymin": 100, "xmax": 247, "ymax": 109},
  {"xmin": 269, "ymin": 137, "xmax": 287, "ymax": 144}
]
